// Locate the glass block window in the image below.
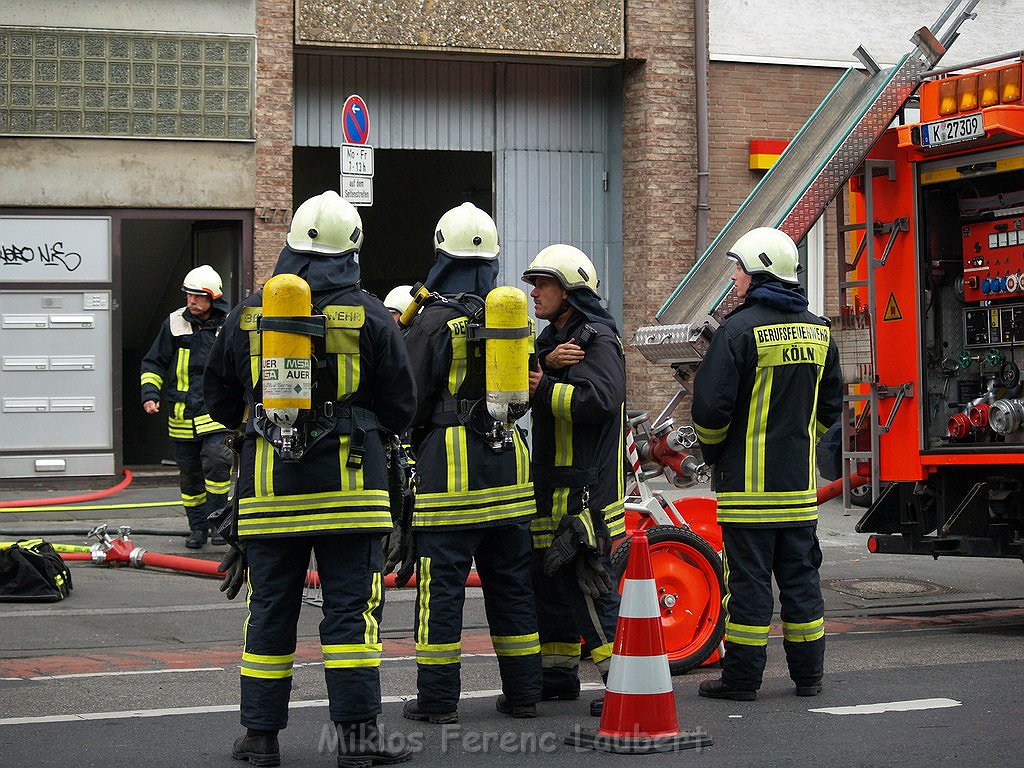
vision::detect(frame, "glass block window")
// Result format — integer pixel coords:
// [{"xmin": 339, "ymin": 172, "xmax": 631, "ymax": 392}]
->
[{"xmin": 0, "ymin": 27, "xmax": 254, "ymax": 140}]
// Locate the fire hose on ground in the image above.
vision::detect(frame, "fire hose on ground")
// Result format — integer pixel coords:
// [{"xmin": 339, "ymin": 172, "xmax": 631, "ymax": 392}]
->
[
  {"xmin": 54, "ymin": 524, "xmax": 481, "ymax": 589},
  {"xmin": 0, "ymin": 469, "xmax": 134, "ymax": 509}
]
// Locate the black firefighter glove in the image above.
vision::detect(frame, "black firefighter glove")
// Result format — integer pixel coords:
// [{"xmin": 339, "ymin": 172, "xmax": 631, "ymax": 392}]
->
[
  {"xmin": 544, "ymin": 513, "xmax": 613, "ymax": 597},
  {"xmin": 217, "ymin": 542, "xmax": 247, "ymax": 600},
  {"xmin": 383, "ymin": 525, "xmax": 416, "ymax": 588},
  {"xmin": 574, "ymin": 550, "xmax": 613, "ymax": 598}
]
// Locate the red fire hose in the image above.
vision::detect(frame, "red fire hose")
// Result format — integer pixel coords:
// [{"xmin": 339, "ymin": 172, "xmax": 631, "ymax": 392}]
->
[
  {"xmin": 0, "ymin": 469, "xmax": 133, "ymax": 509},
  {"xmin": 816, "ymin": 472, "xmax": 870, "ymax": 504},
  {"xmin": 60, "ymin": 541, "xmax": 482, "ymax": 589}
]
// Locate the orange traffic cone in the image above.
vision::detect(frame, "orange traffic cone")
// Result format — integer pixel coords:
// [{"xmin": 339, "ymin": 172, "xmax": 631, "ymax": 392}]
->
[{"xmin": 568, "ymin": 529, "xmax": 712, "ymax": 753}]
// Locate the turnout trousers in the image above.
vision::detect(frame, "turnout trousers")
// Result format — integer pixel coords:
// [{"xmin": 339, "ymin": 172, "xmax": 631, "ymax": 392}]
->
[
  {"xmin": 240, "ymin": 535, "xmax": 385, "ymax": 730},
  {"xmin": 720, "ymin": 524, "xmax": 825, "ymax": 690},
  {"xmin": 531, "ymin": 550, "xmax": 620, "ymax": 697},
  {"xmin": 412, "ymin": 519, "xmax": 542, "ymax": 712},
  {"xmin": 173, "ymin": 433, "xmax": 232, "ymax": 532}
]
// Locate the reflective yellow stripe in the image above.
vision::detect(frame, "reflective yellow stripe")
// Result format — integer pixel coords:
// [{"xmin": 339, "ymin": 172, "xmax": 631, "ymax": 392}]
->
[
  {"xmin": 414, "ymin": 483, "xmax": 535, "ymax": 527},
  {"xmin": 531, "ymin": 487, "xmax": 570, "ymax": 548},
  {"xmin": 446, "ymin": 316, "xmax": 469, "ymax": 396},
  {"xmin": 324, "ymin": 306, "xmax": 364, "ymax": 400},
  {"xmin": 746, "ymin": 366, "xmax": 772, "ymax": 492},
  {"xmin": 254, "ymin": 437, "xmax": 274, "ymax": 498},
  {"xmin": 181, "ymin": 491, "xmax": 206, "ymax": 508},
  {"xmin": 578, "ymin": 511, "xmax": 597, "ymax": 549},
  {"xmin": 783, "ymin": 618, "xmax": 824, "ymax": 643},
  {"xmin": 551, "ymin": 383, "xmax": 574, "ymax": 467},
  {"xmin": 416, "ymin": 556, "xmax": 431, "ymax": 645},
  {"xmin": 541, "ymin": 641, "xmax": 581, "ymax": 669},
  {"xmin": 237, "ymin": 492, "xmax": 391, "ymax": 534},
  {"xmin": 717, "ymin": 489, "xmax": 819, "ymax": 524},
  {"xmin": 363, "ymin": 572, "xmax": 382, "ymax": 646},
  {"xmin": 140, "ymin": 372, "xmax": 163, "ymax": 389},
  {"xmin": 240, "ymin": 651, "xmax": 294, "ymax": 679},
  {"xmin": 175, "ymin": 348, "xmax": 190, "ymax": 392},
  {"xmin": 338, "ymin": 435, "xmax": 362, "ymax": 491},
  {"xmin": 491, "ymin": 632, "xmax": 540, "ymax": 657},
  {"xmin": 513, "ymin": 428, "xmax": 530, "ymax": 486},
  {"xmin": 322, "ymin": 643, "xmax": 383, "ymax": 669},
  {"xmin": 725, "ymin": 621, "xmax": 770, "ymax": 646},
  {"xmin": 444, "ymin": 427, "xmax": 469, "ymax": 492},
  {"xmin": 590, "ymin": 641, "xmax": 615, "ymax": 665},
  {"xmin": 194, "ymin": 414, "xmax": 228, "ymax": 435},
  {"xmin": 550, "ymin": 382, "xmax": 574, "ymax": 420},
  {"xmin": 694, "ymin": 421, "xmax": 729, "ymax": 445},
  {"xmin": 206, "ymin": 478, "xmax": 232, "ymax": 495},
  {"xmin": 603, "ymin": 498, "xmax": 626, "ymax": 538},
  {"xmin": 415, "ymin": 641, "xmax": 461, "ymax": 666},
  {"xmin": 248, "ymin": 330, "xmax": 261, "ymax": 389}
]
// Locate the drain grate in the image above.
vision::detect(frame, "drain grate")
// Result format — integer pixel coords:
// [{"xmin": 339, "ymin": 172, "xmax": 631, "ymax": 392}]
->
[{"xmin": 822, "ymin": 577, "xmax": 958, "ymax": 600}]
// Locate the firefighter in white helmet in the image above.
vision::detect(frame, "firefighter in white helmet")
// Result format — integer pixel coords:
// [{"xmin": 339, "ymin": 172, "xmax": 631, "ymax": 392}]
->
[
  {"xmin": 203, "ymin": 190, "xmax": 417, "ymax": 766},
  {"xmin": 522, "ymin": 244, "xmax": 626, "ymax": 716},
  {"xmin": 140, "ymin": 264, "xmax": 232, "ymax": 549},
  {"xmin": 397, "ymin": 202, "xmax": 542, "ymax": 724},
  {"xmin": 383, "ymin": 284, "xmax": 415, "ymax": 323},
  {"xmin": 691, "ymin": 226, "xmax": 842, "ymax": 701}
]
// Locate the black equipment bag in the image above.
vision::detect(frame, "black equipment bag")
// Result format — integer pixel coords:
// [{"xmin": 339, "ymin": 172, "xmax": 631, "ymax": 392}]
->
[{"xmin": 0, "ymin": 539, "xmax": 73, "ymax": 602}]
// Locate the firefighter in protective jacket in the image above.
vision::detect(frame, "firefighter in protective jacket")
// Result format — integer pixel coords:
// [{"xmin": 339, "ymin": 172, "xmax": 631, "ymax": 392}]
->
[
  {"xmin": 203, "ymin": 191, "xmax": 417, "ymax": 766},
  {"xmin": 398, "ymin": 202, "xmax": 542, "ymax": 724},
  {"xmin": 691, "ymin": 227, "xmax": 842, "ymax": 701},
  {"xmin": 140, "ymin": 265, "xmax": 232, "ymax": 549},
  {"xmin": 523, "ymin": 244, "xmax": 626, "ymax": 715}
]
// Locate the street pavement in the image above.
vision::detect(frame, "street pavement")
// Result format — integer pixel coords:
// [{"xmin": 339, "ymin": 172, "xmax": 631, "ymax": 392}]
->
[{"xmin": 1, "ymin": 474, "xmax": 1022, "ymax": 767}]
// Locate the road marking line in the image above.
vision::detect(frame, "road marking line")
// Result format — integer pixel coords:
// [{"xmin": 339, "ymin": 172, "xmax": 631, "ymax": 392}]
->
[
  {"xmin": 0, "ymin": 684, "xmax": 605, "ymax": 726},
  {"xmin": 810, "ymin": 698, "xmax": 962, "ymax": 715},
  {"xmin": 29, "ymin": 667, "xmax": 224, "ymax": 681}
]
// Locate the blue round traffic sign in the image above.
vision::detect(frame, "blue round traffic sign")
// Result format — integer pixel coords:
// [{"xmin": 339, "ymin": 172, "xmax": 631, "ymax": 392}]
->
[{"xmin": 342, "ymin": 94, "xmax": 370, "ymax": 145}]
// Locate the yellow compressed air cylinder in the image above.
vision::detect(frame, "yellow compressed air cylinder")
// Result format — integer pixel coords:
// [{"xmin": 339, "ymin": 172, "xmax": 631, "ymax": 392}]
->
[
  {"xmin": 261, "ymin": 273, "xmax": 313, "ymax": 427},
  {"xmin": 485, "ymin": 286, "xmax": 530, "ymax": 424}
]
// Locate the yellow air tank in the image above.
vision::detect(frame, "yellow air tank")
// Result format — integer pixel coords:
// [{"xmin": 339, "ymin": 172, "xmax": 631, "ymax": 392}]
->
[
  {"xmin": 484, "ymin": 286, "xmax": 530, "ymax": 424},
  {"xmin": 261, "ymin": 273, "xmax": 313, "ymax": 427}
]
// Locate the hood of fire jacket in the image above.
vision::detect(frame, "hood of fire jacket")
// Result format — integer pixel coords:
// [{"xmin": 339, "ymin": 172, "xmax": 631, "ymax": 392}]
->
[
  {"xmin": 745, "ymin": 279, "xmax": 809, "ymax": 314},
  {"xmin": 272, "ymin": 244, "xmax": 361, "ymax": 292},
  {"xmin": 424, "ymin": 253, "xmax": 499, "ymax": 297}
]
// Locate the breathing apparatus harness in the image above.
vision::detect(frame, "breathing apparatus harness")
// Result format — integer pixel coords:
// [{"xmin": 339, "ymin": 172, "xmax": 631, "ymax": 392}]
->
[{"xmin": 424, "ymin": 289, "xmax": 532, "ymax": 452}]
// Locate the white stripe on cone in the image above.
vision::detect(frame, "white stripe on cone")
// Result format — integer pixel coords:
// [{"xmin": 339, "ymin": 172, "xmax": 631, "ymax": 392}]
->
[
  {"xmin": 618, "ymin": 578, "xmax": 661, "ymax": 619},
  {"xmin": 606, "ymin": 653, "xmax": 673, "ymax": 695}
]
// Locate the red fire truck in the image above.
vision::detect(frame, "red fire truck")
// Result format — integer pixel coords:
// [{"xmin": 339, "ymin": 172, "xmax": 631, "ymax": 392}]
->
[{"xmin": 850, "ymin": 54, "xmax": 1024, "ymax": 559}]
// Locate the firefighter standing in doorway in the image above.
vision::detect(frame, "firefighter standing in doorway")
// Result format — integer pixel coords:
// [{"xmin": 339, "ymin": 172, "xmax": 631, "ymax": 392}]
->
[
  {"xmin": 523, "ymin": 244, "xmax": 627, "ymax": 716},
  {"xmin": 397, "ymin": 202, "xmax": 542, "ymax": 724},
  {"xmin": 691, "ymin": 227, "xmax": 842, "ymax": 701},
  {"xmin": 140, "ymin": 265, "xmax": 232, "ymax": 549},
  {"xmin": 204, "ymin": 191, "xmax": 417, "ymax": 766}
]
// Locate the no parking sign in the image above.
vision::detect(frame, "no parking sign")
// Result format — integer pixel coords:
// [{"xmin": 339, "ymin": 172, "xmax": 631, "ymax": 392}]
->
[
  {"xmin": 342, "ymin": 94, "xmax": 370, "ymax": 145},
  {"xmin": 340, "ymin": 94, "xmax": 373, "ymax": 206}
]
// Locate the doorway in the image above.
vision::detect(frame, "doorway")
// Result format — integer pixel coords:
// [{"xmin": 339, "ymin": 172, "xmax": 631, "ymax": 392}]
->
[
  {"xmin": 120, "ymin": 216, "xmax": 244, "ymax": 466},
  {"xmin": 293, "ymin": 147, "xmax": 493, "ymax": 298}
]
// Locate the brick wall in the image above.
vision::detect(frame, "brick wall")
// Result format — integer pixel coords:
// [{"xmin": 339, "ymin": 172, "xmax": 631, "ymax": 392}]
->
[
  {"xmin": 621, "ymin": 0, "xmax": 699, "ymax": 416},
  {"xmin": 254, "ymin": 0, "xmax": 294, "ymax": 287}
]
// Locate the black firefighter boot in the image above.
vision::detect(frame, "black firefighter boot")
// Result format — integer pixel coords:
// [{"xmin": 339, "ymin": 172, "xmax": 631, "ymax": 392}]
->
[
  {"xmin": 336, "ymin": 719, "xmax": 412, "ymax": 768},
  {"xmin": 231, "ymin": 728, "xmax": 280, "ymax": 767}
]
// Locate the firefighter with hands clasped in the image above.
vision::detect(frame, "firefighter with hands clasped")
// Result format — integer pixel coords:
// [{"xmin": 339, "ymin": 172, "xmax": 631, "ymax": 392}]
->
[
  {"xmin": 396, "ymin": 202, "xmax": 542, "ymax": 725},
  {"xmin": 203, "ymin": 190, "xmax": 417, "ymax": 767},
  {"xmin": 140, "ymin": 265, "xmax": 233, "ymax": 549},
  {"xmin": 523, "ymin": 244, "xmax": 627, "ymax": 717},
  {"xmin": 691, "ymin": 227, "xmax": 842, "ymax": 702}
]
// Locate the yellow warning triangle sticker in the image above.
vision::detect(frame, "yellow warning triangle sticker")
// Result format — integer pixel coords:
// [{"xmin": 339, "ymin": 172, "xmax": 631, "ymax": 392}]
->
[{"xmin": 883, "ymin": 293, "xmax": 903, "ymax": 321}]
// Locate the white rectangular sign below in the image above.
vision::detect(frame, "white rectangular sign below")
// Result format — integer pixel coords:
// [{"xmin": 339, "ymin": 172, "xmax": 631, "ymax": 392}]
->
[
  {"xmin": 341, "ymin": 174, "xmax": 373, "ymax": 207},
  {"xmin": 341, "ymin": 144, "xmax": 374, "ymax": 176}
]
